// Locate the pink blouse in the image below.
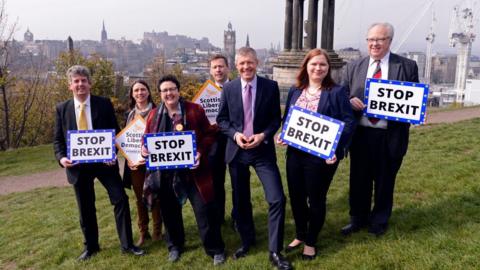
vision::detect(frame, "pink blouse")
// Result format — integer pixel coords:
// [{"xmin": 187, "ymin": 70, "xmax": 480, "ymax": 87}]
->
[{"xmin": 294, "ymin": 89, "xmax": 321, "ymax": 112}]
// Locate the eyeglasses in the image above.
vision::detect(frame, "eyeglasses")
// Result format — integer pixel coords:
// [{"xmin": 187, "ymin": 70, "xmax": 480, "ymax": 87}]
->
[
  {"xmin": 159, "ymin": 87, "xmax": 178, "ymax": 93},
  {"xmin": 366, "ymin": 37, "xmax": 391, "ymax": 44}
]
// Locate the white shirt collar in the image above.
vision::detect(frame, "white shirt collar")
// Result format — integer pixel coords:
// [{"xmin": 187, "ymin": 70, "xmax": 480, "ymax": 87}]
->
[
  {"xmin": 241, "ymin": 75, "xmax": 257, "ymax": 91},
  {"xmin": 74, "ymin": 95, "xmax": 91, "ymax": 108},
  {"xmin": 369, "ymin": 51, "xmax": 390, "ymax": 66}
]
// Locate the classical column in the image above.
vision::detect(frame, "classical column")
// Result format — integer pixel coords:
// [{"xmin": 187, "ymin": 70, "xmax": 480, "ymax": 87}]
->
[
  {"xmin": 321, "ymin": 0, "xmax": 335, "ymax": 50},
  {"xmin": 284, "ymin": 0, "xmax": 293, "ymax": 51},
  {"xmin": 292, "ymin": 0, "xmax": 300, "ymax": 51},
  {"xmin": 297, "ymin": 0, "xmax": 304, "ymax": 50},
  {"xmin": 305, "ymin": 0, "xmax": 318, "ymax": 49}
]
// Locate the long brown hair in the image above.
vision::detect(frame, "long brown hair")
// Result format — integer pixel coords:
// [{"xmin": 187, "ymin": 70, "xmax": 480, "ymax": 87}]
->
[
  {"xmin": 295, "ymin": 48, "xmax": 335, "ymax": 90},
  {"xmin": 128, "ymin": 80, "xmax": 155, "ymax": 109}
]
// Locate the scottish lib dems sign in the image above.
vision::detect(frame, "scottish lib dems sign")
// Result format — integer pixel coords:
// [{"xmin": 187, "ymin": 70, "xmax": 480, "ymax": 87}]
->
[
  {"xmin": 280, "ymin": 106, "xmax": 345, "ymax": 160},
  {"xmin": 364, "ymin": 78, "xmax": 429, "ymax": 125},
  {"xmin": 144, "ymin": 131, "xmax": 197, "ymax": 170},
  {"xmin": 67, "ymin": 129, "xmax": 116, "ymax": 163}
]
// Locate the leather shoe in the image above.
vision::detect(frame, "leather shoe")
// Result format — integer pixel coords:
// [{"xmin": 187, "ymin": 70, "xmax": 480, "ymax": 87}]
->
[
  {"xmin": 168, "ymin": 248, "xmax": 181, "ymax": 262},
  {"xmin": 77, "ymin": 249, "xmax": 99, "ymax": 261},
  {"xmin": 122, "ymin": 245, "xmax": 145, "ymax": 256},
  {"xmin": 213, "ymin": 252, "xmax": 226, "ymax": 266},
  {"xmin": 269, "ymin": 252, "xmax": 293, "ymax": 270},
  {"xmin": 285, "ymin": 242, "xmax": 302, "ymax": 253},
  {"xmin": 341, "ymin": 223, "xmax": 365, "ymax": 236},
  {"xmin": 232, "ymin": 246, "xmax": 249, "ymax": 260},
  {"xmin": 368, "ymin": 223, "xmax": 388, "ymax": 237}
]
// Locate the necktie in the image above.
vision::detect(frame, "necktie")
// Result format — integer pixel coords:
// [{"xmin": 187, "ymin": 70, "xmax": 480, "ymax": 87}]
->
[
  {"xmin": 78, "ymin": 103, "xmax": 88, "ymax": 130},
  {"xmin": 243, "ymin": 83, "xmax": 253, "ymax": 137},
  {"xmin": 368, "ymin": 60, "xmax": 382, "ymax": 125}
]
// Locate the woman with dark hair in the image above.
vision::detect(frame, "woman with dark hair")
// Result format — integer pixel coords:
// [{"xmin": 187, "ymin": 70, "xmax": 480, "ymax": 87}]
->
[
  {"xmin": 277, "ymin": 49, "xmax": 355, "ymax": 259},
  {"xmin": 122, "ymin": 80, "xmax": 162, "ymax": 246},
  {"xmin": 141, "ymin": 75, "xmax": 225, "ymax": 265}
]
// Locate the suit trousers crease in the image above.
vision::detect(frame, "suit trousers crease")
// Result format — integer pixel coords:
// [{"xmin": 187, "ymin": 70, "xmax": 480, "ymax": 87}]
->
[
  {"xmin": 286, "ymin": 148, "xmax": 338, "ymax": 247},
  {"xmin": 209, "ymin": 134, "xmax": 228, "ymax": 223},
  {"xmin": 349, "ymin": 126, "xmax": 404, "ymax": 225},
  {"xmin": 130, "ymin": 167, "xmax": 162, "ymax": 236},
  {"xmin": 228, "ymin": 147, "xmax": 286, "ymax": 253},
  {"xmin": 158, "ymin": 175, "xmax": 224, "ymax": 255},
  {"xmin": 73, "ymin": 166, "xmax": 133, "ymax": 250}
]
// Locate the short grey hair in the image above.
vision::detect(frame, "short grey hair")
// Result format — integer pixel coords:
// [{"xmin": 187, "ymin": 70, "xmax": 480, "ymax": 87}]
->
[
  {"xmin": 66, "ymin": 65, "xmax": 91, "ymax": 83},
  {"xmin": 235, "ymin": 47, "xmax": 257, "ymax": 63},
  {"xmin": 368, "ymin": 22, "xmax": 395, "ymax": 40}
]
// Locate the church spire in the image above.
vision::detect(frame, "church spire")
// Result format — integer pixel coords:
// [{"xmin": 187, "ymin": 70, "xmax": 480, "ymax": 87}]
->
[
  {"xmin": 246, "ymin": 34, "xmax": 250, "ymax": 48},
  {"xmin": 101, "ymin": 20, "xmax": 108, "ymax": 42}
]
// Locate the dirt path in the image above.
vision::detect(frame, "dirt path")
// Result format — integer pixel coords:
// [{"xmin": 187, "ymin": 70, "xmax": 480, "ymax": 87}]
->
[{"xmin": 1, "ymin": 107, "xmax": 480, "ymax": 196}]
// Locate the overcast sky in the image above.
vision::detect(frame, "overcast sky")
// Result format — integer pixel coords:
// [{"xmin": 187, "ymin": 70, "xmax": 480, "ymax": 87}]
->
[{"xmin": 5, "ymin": 0, "xmax": 480, "ymax": 55}]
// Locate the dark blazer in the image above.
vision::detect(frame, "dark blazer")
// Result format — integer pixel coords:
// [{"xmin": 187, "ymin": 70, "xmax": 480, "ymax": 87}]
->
[
  {"xmin": 53, "ymin": 95, "xmax": 121, "ymax": 185},
  {"xmin": 342, "ymin": 53, "xmax": 419, "ymax": 158},
  {"xmin": 282, "ymin": 84, "xmax": 356, "ymax": 160},
  {"xmin": 217, "ymin": 76, "xmax": 281, "ymax": 163}
]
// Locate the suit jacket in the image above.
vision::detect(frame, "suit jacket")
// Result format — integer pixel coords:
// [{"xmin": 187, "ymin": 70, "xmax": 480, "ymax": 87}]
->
[
  {"xmin": 283, "ymin": 85, "xmax": 356, "ymax": 160},
  {"xmin": 217, "ymin": 76, "xmax": 281, "ymax": 163},
  {"xmin": 342, "ymin": 53, "xmax": 419, "ymax": 158},
  {"xmin": 144, "ymin": 101, "xmax": 217, "ymax": 203},
  {"xmin": 53, "ymin": 95, "xmax": 121, "ymax": 185}
]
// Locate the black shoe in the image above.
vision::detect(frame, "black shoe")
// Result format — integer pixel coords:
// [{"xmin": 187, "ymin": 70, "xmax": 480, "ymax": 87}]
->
[
  {"xmin": 168, "ymin": 248, "xmax": 181, "ymax": 262},
  {"xmin": 368, "ymin": 223, "xmax": 388, "ymax": 237},
  {"xmin": 232, "ymin": 246, "xmax": 249, "ymax": 260},
  {"xmin": 122, "ymin": 245, "xmax": 145, "ymax": 256},
  {"xmin": 77, "ymin": 249, "xmax": 99, "ymax": 261},
  {"xmin": 269, "ymin": 252, "xmax": 293, "ymax": 270},
  {"xmin": 285, "ymin": 242, "xmax": 303, "ymax": 253},
  {"xmin": 340, "ymin": 223, "xmax": 365, "ymax": 236},
  {"xmin": 213, "ymin": 252, "xmax": 226, "ymax": 266}
]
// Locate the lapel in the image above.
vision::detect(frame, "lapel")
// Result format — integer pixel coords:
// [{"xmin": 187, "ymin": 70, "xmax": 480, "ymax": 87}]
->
[
  {"xmin": 253, "ymin": 76, "xmax": 263, "ymax": 118},
  {"xmin": 359, "ymin": 57, "xmax": 369, "ymax": 82},
  {"xmin": 65, "ymin": 99, "xmax": 78, "ymax": 130},
  {"xmin": 90, "ymin": 95, "xmax": 99, "ymax": 129},
  {"xmin": 388, "ymin": 53, "xmax": 401, "ymax": 80},
  {"xmin": 232, "ymin": 79, "xmax": 244, "ymax": 122},
  {"xmin": 317, "ymin": 90, "xmax": 329, "ymax": 114}
]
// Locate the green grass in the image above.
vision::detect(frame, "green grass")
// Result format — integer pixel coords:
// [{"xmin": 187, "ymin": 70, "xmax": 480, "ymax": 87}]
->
[
  {"xmin": 0, "ymin": 144, "xmax": 58, "ymax": 178},
  {"xmin": 1, "ymin": 119, "xmax": 480, "ymax": 269}
]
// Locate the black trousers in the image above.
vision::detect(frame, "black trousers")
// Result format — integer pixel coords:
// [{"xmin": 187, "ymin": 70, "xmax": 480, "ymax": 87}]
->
[
  {"xmin": 286, "ymin": 148, "xmax": 339, "ymax": 247},
  {"xmin": 72, "ymin": 165, "xmax": 133, "ymax": 251},
  {"xmin": 228, "ymin": 146, "xmax": 286, "ymax": 253},
  {"xmin": 349, "ymin": 126, "xmax": 404, "ymax": 225},
  {"xmin": 208, "ymin": 134, "xmax": 228, "ymax": 223},
  {"xmin": 158, "ymin": 176, "xmax": 225, "ymax": 256}
]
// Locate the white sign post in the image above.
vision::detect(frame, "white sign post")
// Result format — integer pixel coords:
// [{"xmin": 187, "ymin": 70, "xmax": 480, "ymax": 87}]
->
[
  {"xmin": 144, "ymin": 131, "xmax": 197, "ymax": 170},
  {"xmin": 364, "ymin": 78, "xmax": 429, "ymax": 124},
  {"xmin": 67, "ymin": 129, "xmax": 116, "ymax": 163},
  {"xmin": 116, "ymin": 115, "xmax": 146, "ymax": 164},
  {"xmin": 192, "ymin": 80, "xmax": 222, "ymax": 124},
  {"xmin": 280, "ymin": 106, "xmax": 345, "ymax": 159}
]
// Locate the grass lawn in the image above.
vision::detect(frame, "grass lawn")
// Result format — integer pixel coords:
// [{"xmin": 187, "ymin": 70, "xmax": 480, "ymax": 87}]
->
[
  {"xmin": 1, "ymin": 119, "xmax": 479, "ymax": 269},
  {"xmin": 0, "ymin": 144, "xmax": 58, "ymax": 178}
]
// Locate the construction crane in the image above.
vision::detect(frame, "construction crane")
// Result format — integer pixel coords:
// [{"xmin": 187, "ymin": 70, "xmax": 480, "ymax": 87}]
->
[
  {"xmin": 449, "ymin": 2, "xmax": 477, "ymax": 104},
  {"xmin": 424, "ymin": 11, "xmax": 436, "ymax": 85}
]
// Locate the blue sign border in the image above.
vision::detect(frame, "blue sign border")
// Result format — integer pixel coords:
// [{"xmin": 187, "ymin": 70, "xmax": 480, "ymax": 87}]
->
[
  {"xmin": 280, "ymin": 106, "xmax": 345, "ymax": 159},
  {"xmin": 67, "ymin": 129, "xmax": 116, "ymax": 163},
  {"xmin": 144, "ymin": 131, "xmax": 197, "ymax": 170},
  {"xmin": 364, "ymin": 78, "xmax": 429, "ymax": 125}
]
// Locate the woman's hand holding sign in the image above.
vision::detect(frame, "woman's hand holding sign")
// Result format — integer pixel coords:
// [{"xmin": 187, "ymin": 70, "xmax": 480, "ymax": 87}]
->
[{"xmin": 325, "ymin": 154, "xmax": 337, "ymax": 165}]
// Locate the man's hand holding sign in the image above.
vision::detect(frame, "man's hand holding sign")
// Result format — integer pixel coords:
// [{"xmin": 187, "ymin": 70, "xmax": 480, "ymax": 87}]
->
[{"xmin": 67, "ymin": 129, "xmax": 116, "ymax": 164}]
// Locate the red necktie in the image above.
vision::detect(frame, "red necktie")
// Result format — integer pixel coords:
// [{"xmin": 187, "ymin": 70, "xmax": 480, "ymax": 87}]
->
[
  {"xmin": 243, "ymin": 84, "xmax": 253, "ymax": 137},
  {"xmin": 369, "ymin": 60, "xmax": 382, "ymax": 124}
]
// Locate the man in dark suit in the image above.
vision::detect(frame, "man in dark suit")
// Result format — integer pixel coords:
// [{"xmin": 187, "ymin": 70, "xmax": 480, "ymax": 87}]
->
[
  {"xmin": 53, "ymin": 65, "xmax": 144, "ymax": 260},
  {"xmin": 217, "ymin": 47, "xmax": 292, "ymax": 270},
  {"xmin": 341, "ymin": 23, "xmax": 419, "ymax": 236}
]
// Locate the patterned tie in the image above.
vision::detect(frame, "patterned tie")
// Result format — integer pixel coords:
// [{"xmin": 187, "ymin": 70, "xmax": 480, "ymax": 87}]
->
[
  {"xmin": 78, "ymin": 103, "xmax": 88, "ymax": 130},
  {"xmin": 369, "ymin": 60, "xmax": 382, "ymax": 124},
  {"xmin": 243, "ymin": 83, "xmax": 253, "ymax": 137}
]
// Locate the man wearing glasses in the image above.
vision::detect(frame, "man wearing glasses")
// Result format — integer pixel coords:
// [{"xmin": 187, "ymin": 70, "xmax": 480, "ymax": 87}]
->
[{"xmin": 341, "ymin": 23, "xmax": 419, "ymax": 237}]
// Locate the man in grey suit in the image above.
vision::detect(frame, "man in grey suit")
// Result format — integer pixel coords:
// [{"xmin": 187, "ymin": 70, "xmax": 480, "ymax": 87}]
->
[
  {"xmin": 341, "ymin": 23, "xmax": 419, "ymax": 236},
  {"xmin": 217, "ymin": 47, "xmax": 292, "ymax": 270}
]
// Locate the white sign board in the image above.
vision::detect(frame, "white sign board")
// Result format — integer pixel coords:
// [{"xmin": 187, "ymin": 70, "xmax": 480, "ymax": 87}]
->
[
  {"xmin": 116, "ymin": 115, "xmax": 146, "ymax": 164},
  {"xmin": 364, "ymin": 78, "xmax": 429, "ymax": 124},
  {"xmin": 280, "ymin": 106, "xmax": 344, "ymax": 159},
  {"xmin": 144, "ymin": 131, "xmax": 197, "ymax": 170},
  {"xmin": 192, "ymin": 80, "xmax": 222, "ymax": 124},
  {"xmin": 67, "ymin": 129, "xmax": 116, "ymax": 163}
]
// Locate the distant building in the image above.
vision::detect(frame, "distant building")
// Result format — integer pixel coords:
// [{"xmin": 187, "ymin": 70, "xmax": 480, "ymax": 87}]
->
[
  {"xmin": 224, "ymin": 22, "xmax": 236, "ymax": 68},
  {"xmin": 431, "ymin": 55, "xmax": 457, "ymax": 84},
  {"xmin": 337, "ymin": 47, "xmax": 361, "ymax": 63},
  {"xmin": 101, "ymin": 21, "xmax": 108, "ymax": 43},
  {"xmin": 24, "ymin": 28, "xmax": 34, "ymax": 43},
  {"xmin": 404, "ymin": 52, "xmax": 426, "ymax": 81},
  {"xmin": 465, "ymin": 79, "xmax": 480, "ymax": 106}
]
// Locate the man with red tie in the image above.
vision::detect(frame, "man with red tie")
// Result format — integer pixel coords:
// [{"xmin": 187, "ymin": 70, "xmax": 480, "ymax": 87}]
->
[
  {"xmin": 217, "ymin": 47, "xmax": 292, "ymax": 270},
  {"xmin": 341, "ymin": 23, "xmax": 419, "ymax": 236}
]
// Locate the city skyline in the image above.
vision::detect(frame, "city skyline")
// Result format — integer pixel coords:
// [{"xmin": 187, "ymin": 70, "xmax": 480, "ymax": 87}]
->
[{"xmin": 6, "ymin": 0, "xmax": 480, "ymax": 55}]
